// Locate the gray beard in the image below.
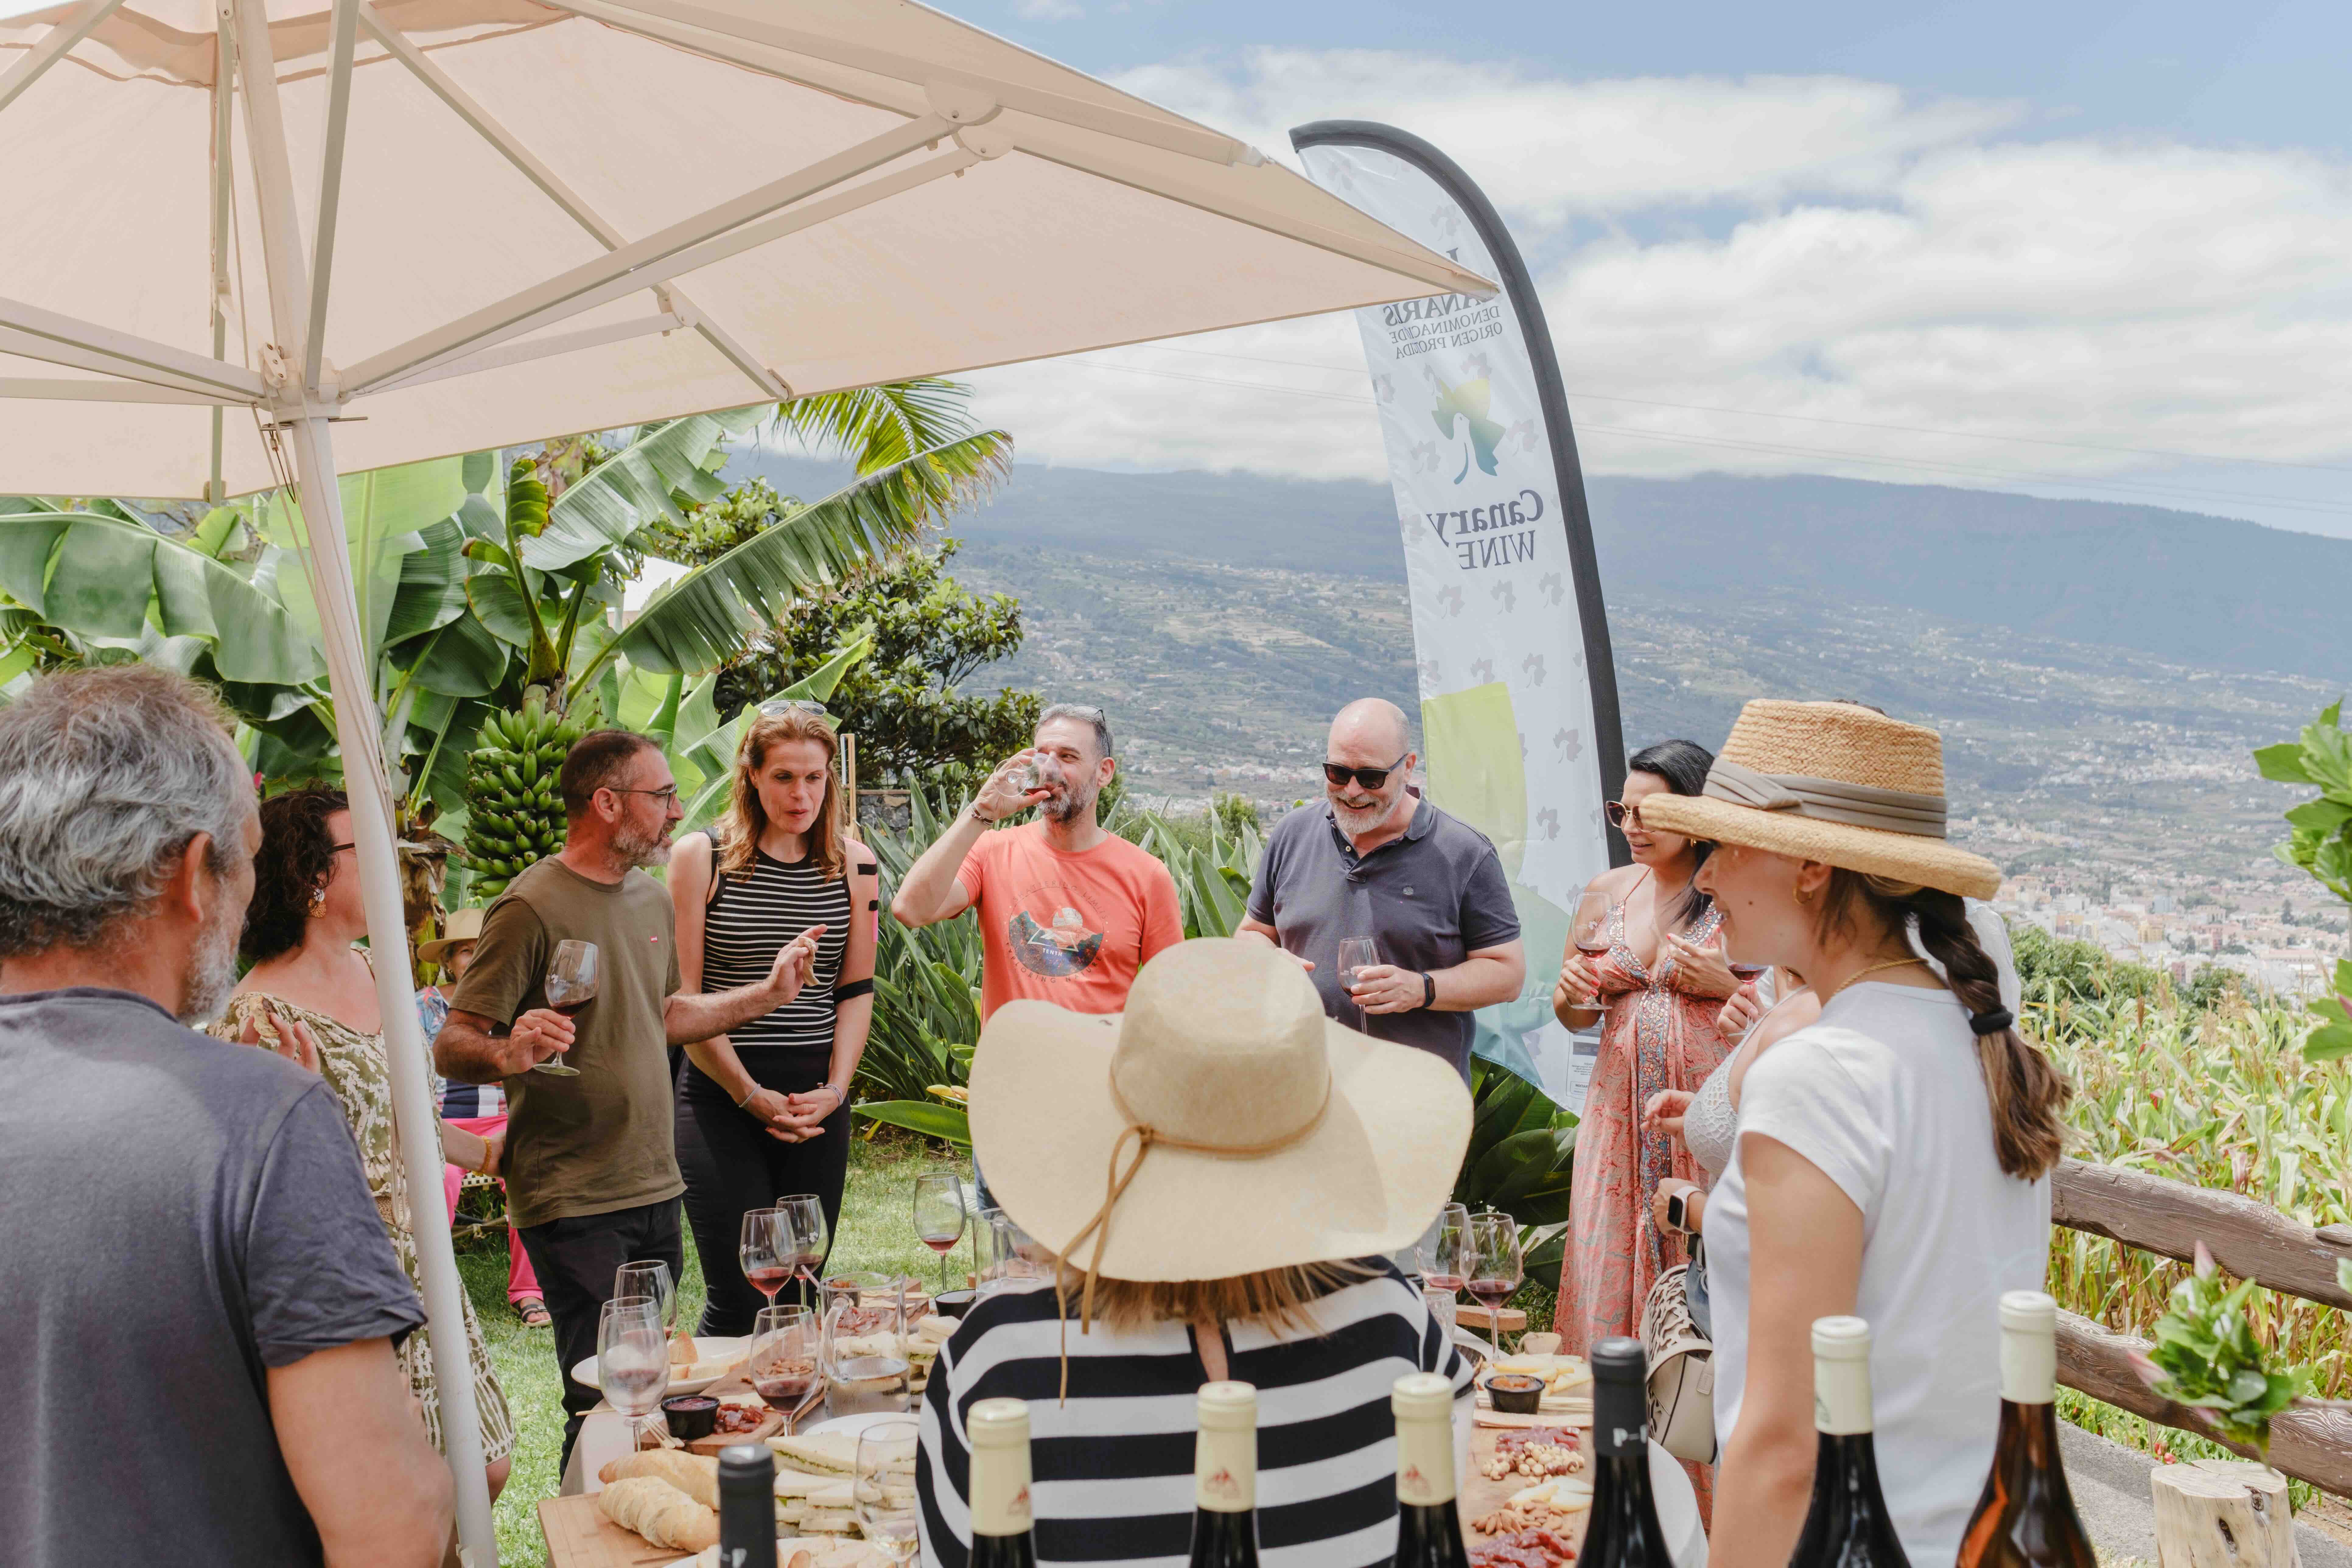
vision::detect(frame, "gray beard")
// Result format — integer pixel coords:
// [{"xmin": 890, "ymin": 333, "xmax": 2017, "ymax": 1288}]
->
[
  {"xmin": 178, "ymin": 900, "xmax": 243, "ymax": 1027},
  {"xmin": 1042, "ymin": 786, "xmax": 1094, "ymax": 825},
  {"xmin": 1330, "ymin": 796, "xmax": 1395, "ymax": 836},
  {"xmin": 611, "ymin": 821, "xmax": 672, "ymax": 872}
]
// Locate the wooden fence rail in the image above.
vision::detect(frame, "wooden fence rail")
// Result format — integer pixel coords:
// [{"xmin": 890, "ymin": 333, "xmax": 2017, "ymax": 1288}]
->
[{"xmin": 2052, "ymin": 1157, "xmax": 2352, "ymax": 1496}]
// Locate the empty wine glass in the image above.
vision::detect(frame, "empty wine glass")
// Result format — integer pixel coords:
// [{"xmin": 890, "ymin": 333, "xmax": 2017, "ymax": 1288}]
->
[
  {"xmin": 1466, "ymin": 1211, "xmax": 1523, "ymax": 1356},
  {"xmin": 739, "ymin": 1208, "xmax": 789, "ymax": 1313},
  {"xmin": 913, "ymin": 1172, "xmax": 968, "ymax": 1295},
  {"xmin": 748, "ymin": 1303, "xmax": 819, "ymax": 1412},
  {"xmin": 1416, "ymin": 1202, "xmax": 1471, "ymax": 1297},
  {"xmin": 598, "ymin": 1297, "xmax": 667, "ymax": 1452},
  {"xmin": 856, "ymin": 1420, "xmax": 922, "ymax": 1563},
  {"xmin": 976, "ymin": 1212, "xmax": 1050, "ymax": 1297},
  {"xmin": 1336, "ymin": 936, "xmax": 1380, "ymax": 1031},
  {"xmin": 613, "ymin": 1259, "xmax": 675, "ymax": 1342},
  {"xmin": 779, "ymin": 1193, "xmax": 829, "ymax": 1300},
  {"xmin": 532, "ymin": 939, "xmax": 598, "ymax": 1075}
]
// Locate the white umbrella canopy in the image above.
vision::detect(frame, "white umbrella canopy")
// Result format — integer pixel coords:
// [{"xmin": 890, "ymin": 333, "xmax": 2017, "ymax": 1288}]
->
[
  {"xmin": 0, "ymin": 0, "xmax": 1489, "ymax": 498},
  {"xmin": 0, "ymin": 3, "xmax": 1492, "ymax": 1561}
]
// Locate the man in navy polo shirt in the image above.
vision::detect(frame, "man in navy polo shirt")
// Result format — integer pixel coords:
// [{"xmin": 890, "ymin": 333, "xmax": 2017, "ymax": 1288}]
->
[{"xmin": 1238, "ymin": 698, "xmax": 1525, "ymax": 1077}]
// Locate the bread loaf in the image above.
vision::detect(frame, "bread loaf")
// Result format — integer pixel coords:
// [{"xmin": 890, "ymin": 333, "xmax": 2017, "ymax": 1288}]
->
[
  {"xmin": 598, "ymin": 1447, "xmax": 719, "ymax": 1509},
  {"xmin": 598, "ymin": 1476, "xmax": 719, "ymax": 1552},
  {"xmin": 670, "ymin": 1334, "xmax": 699, "ymax": 1367}
]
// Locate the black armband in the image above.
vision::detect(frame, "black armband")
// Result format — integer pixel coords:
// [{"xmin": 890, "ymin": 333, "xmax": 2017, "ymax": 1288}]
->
[
  {"xmin": 834, "ymin": 977, "xmax": 875, "ymax": 1001},
  {"xmin": 856, "ymin": 861, "xmax": 879, "ymax": 877}
]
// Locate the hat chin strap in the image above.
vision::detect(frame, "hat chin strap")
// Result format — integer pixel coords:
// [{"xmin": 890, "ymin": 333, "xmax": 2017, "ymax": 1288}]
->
[
  {"xmin": 1048, "ymin": 1075, "xmax": 1334, "ymax": 1402},
  {"xmin": 1704, "ymin": 756, "xmax": 1949, "ymax": 838}
]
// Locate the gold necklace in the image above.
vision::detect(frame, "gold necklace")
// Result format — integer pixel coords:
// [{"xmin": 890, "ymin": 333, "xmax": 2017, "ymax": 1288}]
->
[{"xmin": 1818, "ymin": 955, "xmax": 1930, "ymax": 1010}]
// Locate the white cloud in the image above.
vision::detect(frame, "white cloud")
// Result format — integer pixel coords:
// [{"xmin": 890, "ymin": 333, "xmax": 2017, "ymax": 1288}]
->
[
  {"xmin": 1011, "ymin": 0, "xmax": 1084, "ymax": 19},
  {"xmin": 964, "ymin": 53, "xmax": 2352, "ymax": 534}
]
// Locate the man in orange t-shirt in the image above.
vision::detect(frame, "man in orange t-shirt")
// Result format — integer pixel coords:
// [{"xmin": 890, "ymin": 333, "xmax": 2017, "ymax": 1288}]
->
[{"xmin": 891, "ymin": 704, "xmax": 1183, "ymax": 1020}]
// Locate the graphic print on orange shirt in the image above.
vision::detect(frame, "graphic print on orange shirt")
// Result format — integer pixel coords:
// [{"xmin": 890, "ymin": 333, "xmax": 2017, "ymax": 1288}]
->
[{"xmin": 1009, "ymin": 891, "xmax": 1106, "ymax": 978}]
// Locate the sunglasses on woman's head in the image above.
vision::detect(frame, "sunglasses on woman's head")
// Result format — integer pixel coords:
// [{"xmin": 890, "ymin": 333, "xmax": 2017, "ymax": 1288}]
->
[
  {"xmin": 1324, "ymin": 753, "xmax": 1409, "ymax": 790},
  {"xmin": 758, "ymin": 698, "xmax": 829, "ymax": 717}
]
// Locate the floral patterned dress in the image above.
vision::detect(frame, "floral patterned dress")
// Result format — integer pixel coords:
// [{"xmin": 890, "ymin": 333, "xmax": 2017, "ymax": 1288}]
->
[
  {"xmin": 212, "ymin": 989, "xmax": 516, "ymax": 1463},
  {"xmin": 1555, "ymin": 880, "xmax": 1734, "ymax": 1353}
]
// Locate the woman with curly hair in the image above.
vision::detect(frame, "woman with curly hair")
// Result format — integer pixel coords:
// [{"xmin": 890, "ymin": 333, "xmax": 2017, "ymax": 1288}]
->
[{"xmin": 210, "ymin": 786, "xmax": 517, "ymax": 1499}]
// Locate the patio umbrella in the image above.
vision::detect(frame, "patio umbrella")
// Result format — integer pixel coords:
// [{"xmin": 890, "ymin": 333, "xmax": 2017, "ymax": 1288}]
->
[{"xmin": 0, "ymin": 1, "xmax": 1492, "ymax": 1557}]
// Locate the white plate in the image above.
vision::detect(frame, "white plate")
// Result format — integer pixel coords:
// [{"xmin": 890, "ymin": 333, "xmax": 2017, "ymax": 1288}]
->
[
  {"xmin": 570, "ymin": 1336, "xmax": 748, "ymax": 1397},
  {"xmin": 801, "ymin": 1409, "xmax": 922, "ymax": 1442}
]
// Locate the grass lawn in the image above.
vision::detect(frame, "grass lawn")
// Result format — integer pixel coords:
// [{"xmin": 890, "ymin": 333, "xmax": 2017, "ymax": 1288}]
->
[{"xmin": 458, "ymin": 1133, "xmax": 959, "ymax": 1566}]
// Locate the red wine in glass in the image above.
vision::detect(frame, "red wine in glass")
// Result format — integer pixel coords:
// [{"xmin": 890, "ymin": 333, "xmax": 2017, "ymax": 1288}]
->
[
  {"xmin": 744, "ymin": 1265, "xmax": 791, "ymax": 1301},
  {"xmin": 753, "ymin": 1371, "xmax": 814, "ymax": 1404},
  {"xmin": 921, "ymin": 1237, "xmax": 958, "ymax": 1256},
  {"xmin": 1467, "ymin": 1277, "xmax": 1515, "ymax": 1311},
  {"xmin": 1728, "ymin": 962, "xmax": 1769, "ymax": 980},
  {"xmin": 1423, "ymin": 1272, "xmax": 1466, "ymax": 1294},
  {"xmin": 549, "ymin": 997, "xmax": 592, "ymax": 1017}
]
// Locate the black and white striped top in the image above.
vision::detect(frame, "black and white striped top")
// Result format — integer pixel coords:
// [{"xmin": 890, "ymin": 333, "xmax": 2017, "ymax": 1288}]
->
[
  {"xmin": 699, "ymin": 847, "xmax": 851, "ymax": 1053},
  {"xmin": 916, "ymin": 1260, "xmax": 1471, "ymax": 1568}
]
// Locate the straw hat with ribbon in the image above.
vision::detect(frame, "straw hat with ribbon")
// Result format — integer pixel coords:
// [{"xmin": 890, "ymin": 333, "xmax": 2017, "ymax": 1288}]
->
[
  {"xmin": 416, "ymin": 906, "xmax": 485, "ymax": 966},
  {"xmin": 1636, "ymin": 699, "xmax": 2001, "ymax": 900},
  {"xmin": 969, "ymin": 937, "xmax": 1472, "ymax": 1341}
]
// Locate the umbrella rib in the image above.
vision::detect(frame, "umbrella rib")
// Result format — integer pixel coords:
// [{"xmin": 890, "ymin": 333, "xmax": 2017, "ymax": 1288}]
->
[
  {"xmin": 343, "ymin": 123, "xmax": 967, "ymax": 398},
  {"xmin": 354, "ymin": 0, "xmax": 784, "ymax": 400},
  {"xmin": 230, "ymin": 0, "xmax": 313, "ymax": 383},
  {"xmin": 0, "ymin": 376, "xmax": 235, "ymax": 406},
  {"xmin": 0, "ymin": 300, "xmax": 266, "ymax": 400},
  {"xmin": 369, "ymin": 312, "xmax": 688, "ymax": 397},
  {"xmin": 302, "ymin": 0, "xmax": 360, "ymax": 397},
  {"xmin": 553, "ymin": 0, "xmax": 1250, "ymax": 166},
  {"xmin": 0, "ymin": 0, "xmax": 127, "ymax": 119}
]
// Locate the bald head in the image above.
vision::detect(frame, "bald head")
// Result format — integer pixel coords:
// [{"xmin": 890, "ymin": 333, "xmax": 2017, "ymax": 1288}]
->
[{"xmin": 1329, "ymin": 698, "xmax": 1411, "ymax": 761}]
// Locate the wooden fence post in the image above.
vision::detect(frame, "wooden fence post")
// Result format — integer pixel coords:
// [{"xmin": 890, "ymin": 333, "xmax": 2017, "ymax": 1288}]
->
[{"xmin": 2151, "ymin": 1461, "xmax": 2299, "ymax": 1568}]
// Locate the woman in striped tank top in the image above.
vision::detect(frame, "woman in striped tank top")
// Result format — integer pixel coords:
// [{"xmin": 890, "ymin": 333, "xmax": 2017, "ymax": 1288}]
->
[{"xmin": 670, "ymin": 702, "xmax": 879, "ymax": 1335}]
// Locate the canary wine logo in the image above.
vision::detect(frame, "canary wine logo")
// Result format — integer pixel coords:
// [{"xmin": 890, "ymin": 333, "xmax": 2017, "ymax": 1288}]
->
[{"xmin": 1428, "ymin": 367, "xmax": 1503, "ymax": 485}]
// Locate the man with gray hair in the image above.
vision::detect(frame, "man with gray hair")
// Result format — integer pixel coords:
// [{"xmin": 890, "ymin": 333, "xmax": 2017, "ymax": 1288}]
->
[
  {"xmin": 0, "ymin": 666, "xmax": 453, "ymax": 1566},
  {"xmin": 894, "ymin": 701, "xmax": 1181, "ymax": 1019},
  {"xmin": 1239, "ymin": 698, "xmax": 1525, "ymax": 1078}
]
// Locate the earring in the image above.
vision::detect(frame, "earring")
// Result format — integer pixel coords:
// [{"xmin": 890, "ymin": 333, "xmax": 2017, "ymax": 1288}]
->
[
  {"xmin": 309, "ymin": 887, "xmax": 327, "ymax": 917},
  {"xmin": 1794, "ymin": 886, "xmax": 1813, "ymax": 907}
]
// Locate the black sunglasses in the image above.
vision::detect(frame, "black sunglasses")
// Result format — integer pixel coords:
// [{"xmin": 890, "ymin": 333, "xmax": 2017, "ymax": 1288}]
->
[{"xmin": 1324, "ymin": 752, "xmax": 1409, "ymax": 791}]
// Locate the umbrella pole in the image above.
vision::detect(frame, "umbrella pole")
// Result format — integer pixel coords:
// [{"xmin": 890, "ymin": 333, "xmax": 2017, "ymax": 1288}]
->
[{"xmin": 279, "ymin": 412, "xmax": 502, "ymax": 1566}]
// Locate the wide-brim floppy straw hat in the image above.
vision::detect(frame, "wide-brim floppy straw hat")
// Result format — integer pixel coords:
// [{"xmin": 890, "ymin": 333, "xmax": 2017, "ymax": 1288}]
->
[
  {"xmin": 416, "ymin": 906, "xmax": 485, "ymax": 965},
  {"xmin": 969, "ymin": 937, "xmax": 1473, "ymax": 1308},
  {"xmin": 1638, "ymin": 699, "xmax": 2002, "ymax": 900}
]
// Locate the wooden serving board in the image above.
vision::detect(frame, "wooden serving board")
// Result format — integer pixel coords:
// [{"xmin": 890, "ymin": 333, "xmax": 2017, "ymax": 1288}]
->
[
  {"xmin": 1460, "ymin": 1423, "xmax": 1594, "ymax": 1553},
  {"xmin": 537, "ymin": 1493, "xmax": 681, "ymax": 1568},
  {"xmin": 685, "ymin": 1407, "xmax": 784, "ymax": 1455},
  {"xmin": 1457, "ymin": 1303, "xmax": 1529, "ymax": 1334}
]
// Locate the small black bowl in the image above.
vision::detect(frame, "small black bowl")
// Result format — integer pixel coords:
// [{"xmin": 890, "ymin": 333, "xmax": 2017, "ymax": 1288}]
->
[
  {"xmin": 661, "ymin": 1394, "xmax": 719, "ymax": 1441},
  {"xmin": 1487, "ymin": 1373, "xmax": 1545, "ymax": 1415},
  {"xmin": 932, "ymin": 1289, "xmax": 978, "ymax": 1319}
]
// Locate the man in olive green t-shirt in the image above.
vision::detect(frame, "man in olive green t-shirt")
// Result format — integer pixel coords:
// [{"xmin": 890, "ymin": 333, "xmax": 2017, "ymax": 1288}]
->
[{"xmin": 437, "ymin": 730, "xmax": 823, "ymax": 1465}]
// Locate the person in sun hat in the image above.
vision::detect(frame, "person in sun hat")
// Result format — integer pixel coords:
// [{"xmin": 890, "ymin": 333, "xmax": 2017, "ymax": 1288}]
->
[
  {"xmin": 418, "ymin": 906, "xmax": 550, "ymax": 1328},
  {"xmin": 1642, "ymin": 700, "xmax": 2066, "ymax": 1568},
  {"xmin": 912, "ymin": 936, "xmax": 1477, "ymax": 1568}
]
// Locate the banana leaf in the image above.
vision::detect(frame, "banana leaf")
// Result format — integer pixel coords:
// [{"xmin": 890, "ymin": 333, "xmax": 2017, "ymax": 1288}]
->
[
  {"xmin": 264, "ymin": 457, "xmax": 467, "ymax": 669},
  {"xmin": 852, "ymin": 1099, "xmax": 972, "ymax": 1150},
  {"xmin": 596, "ymin": 432, "xmax": 1007, "ymax": 683},
  {"xmin": 522, "ymin": 411, "xmax": 763, "ymax": 571},
  {"xmin": 674, "ymin": 634, "xmax": 875, "ymax": 832},
  {"xmin": 0, "ymin": 511, "xmax": 322, "ymax": 686}
]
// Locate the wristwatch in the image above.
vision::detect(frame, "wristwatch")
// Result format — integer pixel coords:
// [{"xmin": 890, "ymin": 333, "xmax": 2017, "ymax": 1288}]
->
[
  {"xmin": 1421, "ymin": 971, "xmax": 1436, "ymax": 1009},
  {"xmin": 1664, "ymin": 1188, "xmax": 1689, "ymax": 1233}
]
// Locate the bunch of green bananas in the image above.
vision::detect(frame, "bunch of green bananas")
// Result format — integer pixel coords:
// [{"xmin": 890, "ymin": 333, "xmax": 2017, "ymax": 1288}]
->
[{"xmin": 461, "ymin": 691, "xmax": 587, "ymax": 901}]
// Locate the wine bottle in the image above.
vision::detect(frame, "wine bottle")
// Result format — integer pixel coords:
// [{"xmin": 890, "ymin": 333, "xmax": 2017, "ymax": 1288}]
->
[
  {"xmin": 1392, "ymin": 1371, "xmax": 1471, "ymax": 1568},
  {"xmin": 1189, "ymin": 1381, "xmax": 1261, "ymax": 1568},
  {"xmin": 1582, "ymin": 1337, "xmax": 1676, "ymax": 1568},
  {"xmin": 1789, "ymin": 1317, "xmax": 1910, "ymax": 1568},
  {"xmin": 969, "ymin": 1397, "xmax": 1040, "ymax": 1568},
  {"xmin": 1956, "ymin": 1292, "xmax": 2095, "ymax": 1568},
  {"xmin": 715, "ymin": 1442, "xmax": 777, "ymax": 1568}
]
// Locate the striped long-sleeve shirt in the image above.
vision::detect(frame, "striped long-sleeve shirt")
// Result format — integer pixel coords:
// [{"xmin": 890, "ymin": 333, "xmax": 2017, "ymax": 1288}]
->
[{"xmin": 916, "ymin": 1259, "xmax": 1471, "ymax": 1568}]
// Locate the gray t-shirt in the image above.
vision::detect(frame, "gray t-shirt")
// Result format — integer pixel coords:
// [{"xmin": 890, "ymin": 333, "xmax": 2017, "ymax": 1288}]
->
[
  {"xmin": 0, "ymin": 988, "xmax": 425, "ymax": 1568},
  {"xmin": 1247, "ymin": 798, "xmax": 1521, "ymax": 1073}
]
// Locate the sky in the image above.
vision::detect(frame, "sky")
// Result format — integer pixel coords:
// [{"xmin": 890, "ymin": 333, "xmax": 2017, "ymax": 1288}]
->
[{"xmin": 902, "ymin": 0, "xmax": 2352, "ymax": 539}]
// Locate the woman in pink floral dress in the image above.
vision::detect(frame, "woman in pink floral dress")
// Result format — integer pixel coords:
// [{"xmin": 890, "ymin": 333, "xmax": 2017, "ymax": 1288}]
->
[{"xmin": 1552, "ymin": 741, "xmax": 1742, "ymax": 1356}]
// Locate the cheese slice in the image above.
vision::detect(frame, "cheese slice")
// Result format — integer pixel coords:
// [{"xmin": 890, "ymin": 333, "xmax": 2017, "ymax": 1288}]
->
[{"xmin": 1507, "ymin": 1476, "xmax": 1595, "ymax": 1512}]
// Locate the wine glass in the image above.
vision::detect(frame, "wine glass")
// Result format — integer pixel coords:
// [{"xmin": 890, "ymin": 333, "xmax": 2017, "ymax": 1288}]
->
[
  {"xmin": 1571, "ymin": 884, "xmax": 1613, "ymax": 958},
  {"xmin": 855, "ymin": 1421, "xmax": 922, "ymax": 1563},
  {"xmin": 1336, "ymin": 936, "xmax": 1380, "ymax": 1030},
  {"xmin": 749, "ymin": 1303, "xmax": 818, "ymax": 1412},
  {"xmin": 739, "ymin": 1208, "xmax": 790, "ymax": 1313},
  {"xmin": 913, "ymin": 1173, "xmax": 968, "ymax": 1295},
  {"xmin": 976, "ymin": 1211, "xmax": 1049, "ymax": 1297},
  {"xmin": 779, "ymin": 1193, "xmax": 829, "ymax": 1299},
  {"xmin": 1466, "ymin": 1211, "xmax": 1523, "ymax": 1356},
  {"xmin": 613, "ymin": 1259, "xmax": 675, "ymax": 1343},
  {"xmin": 1416, "ymin": 1201, "xmax": 1471, "ymax": 1296},
  {"xmin": 532, "ymin": 939, "xmax": 597, "ymax": 1076},
  {"xmin": 598, "ymin": 1296, "xmax": 667, "ymax": 1452}
]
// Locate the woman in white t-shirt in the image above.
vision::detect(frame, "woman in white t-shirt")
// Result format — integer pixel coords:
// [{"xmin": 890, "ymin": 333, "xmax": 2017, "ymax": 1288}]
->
[{"xmin": 1639, "ymin": 700, "xmax": 2068, "ymax": 1568}]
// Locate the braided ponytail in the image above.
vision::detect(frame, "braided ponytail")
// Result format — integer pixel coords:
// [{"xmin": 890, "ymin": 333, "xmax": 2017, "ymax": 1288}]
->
[
  {"xmin": 1909, "ymin": 888, "xmax": 2070, "ymax": 1179},
  {"xmin": 1818, "ymin": 872, "xmax": 2070, "ymax": 1181}
]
